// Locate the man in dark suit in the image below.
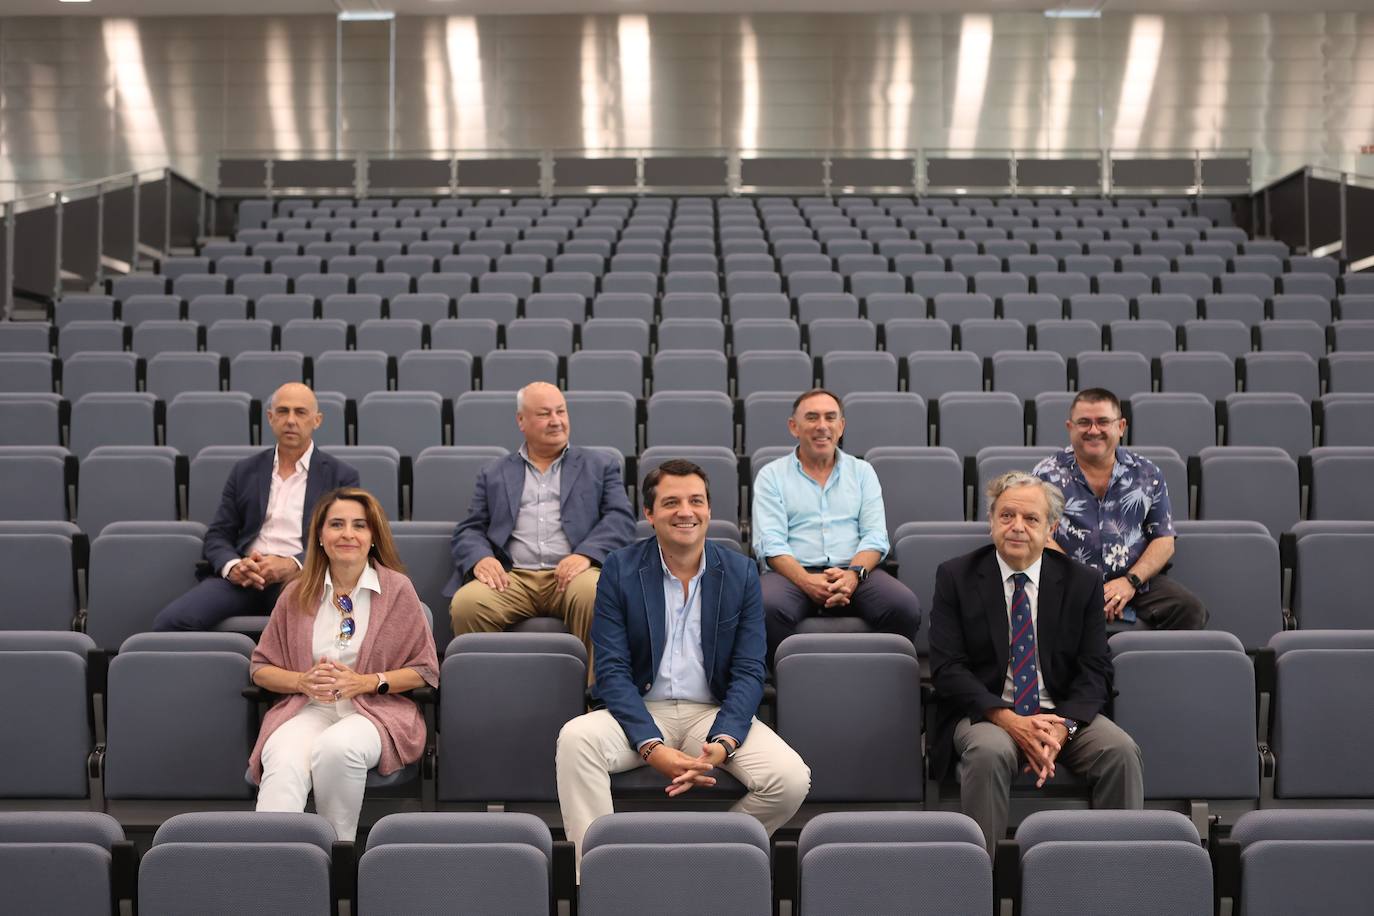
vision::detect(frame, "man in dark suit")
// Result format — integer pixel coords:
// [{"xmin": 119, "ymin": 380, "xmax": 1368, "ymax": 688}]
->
[
  {"xmin": 153, "ymin": 382, "xmax": 360, "ymax": 630},
  {"xmin": 445, "ymin": 382, "xmax": 635, "ymax": 655},
  {"xmin": 930, "ymin": 470, "xmax": 1143, "ymax": 852},
  {"xmin": 555, "ymin": 459, "xmax": 810, "ymax": 865}
]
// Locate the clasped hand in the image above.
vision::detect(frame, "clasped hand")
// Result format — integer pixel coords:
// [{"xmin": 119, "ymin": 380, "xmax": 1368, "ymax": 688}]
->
[
  {"xmin": 800, "ymin": 568, "xmax": 859, "ymax": 609},
  {"xmin": 645, "ymin": 744, "xmax": 722, "ymax": 797},
  {"xmin": 229, "ymin": 551, "xmax": 297, "ymax": 590},
  {"xmin": 991, "ymin": 710, "xmax": 1068, "ymax": 788},
  {"xmin": 298, "ymin": 657, "xmax": 373, "ymax": 702}
]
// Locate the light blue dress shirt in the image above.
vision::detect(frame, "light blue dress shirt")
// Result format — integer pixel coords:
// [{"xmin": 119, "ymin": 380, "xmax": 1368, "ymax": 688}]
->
[
  {"xmin": 751, "ymin": 448, "xmax": 890, "ymax": 566},
  {"xmin": 643, "ymin": 546, "xmax": 714, "ymax": 705}
]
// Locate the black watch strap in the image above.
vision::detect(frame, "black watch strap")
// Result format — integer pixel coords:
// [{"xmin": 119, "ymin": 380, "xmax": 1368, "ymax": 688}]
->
[{"xmin": 1126, "ymin": 573, "xmax": 1144, "ymax": 590}]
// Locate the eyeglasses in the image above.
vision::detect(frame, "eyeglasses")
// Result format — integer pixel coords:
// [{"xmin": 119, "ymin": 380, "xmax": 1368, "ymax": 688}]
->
[
  {"xmin": 1071, "ymin": 416, "xmax": 1123, "ymax": 431},
  {"xmin": 334, "ymin": 593, "xmax": 355, "ymax": 648}
]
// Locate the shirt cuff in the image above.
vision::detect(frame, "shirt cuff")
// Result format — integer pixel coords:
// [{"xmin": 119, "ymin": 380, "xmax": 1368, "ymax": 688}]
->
[
  {"xmin": 221, "ymin": 558, "xmax": 241, "ymax": 579},
  {"xmin": 291, "ymin": 555, "xmax": 303, "ymax": 570},
  {"xmin": 636, "ymin": 737, "xmax": 664, "ymax": 751}
]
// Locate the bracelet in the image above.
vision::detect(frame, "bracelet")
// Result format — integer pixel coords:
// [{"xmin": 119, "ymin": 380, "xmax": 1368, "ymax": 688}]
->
[{"xmin": 639, "ymin": 740, "xmax": 663, "ymax": 762}]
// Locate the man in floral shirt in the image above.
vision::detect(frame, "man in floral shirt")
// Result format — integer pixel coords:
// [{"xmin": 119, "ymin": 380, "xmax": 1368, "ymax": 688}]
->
[{"xmin": 1032, "ymin": 388, "xmax": 1207, "ymax": 630}]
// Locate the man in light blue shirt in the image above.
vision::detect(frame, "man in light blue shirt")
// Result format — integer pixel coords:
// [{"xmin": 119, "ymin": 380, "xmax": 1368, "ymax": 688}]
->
[
  {"xmin": 556, "ymin": 458, "xmax": 810, "ymax": 866},
  {"xmin": 751, "ymin": 388, "xmax": 922, "ymax": 659}
]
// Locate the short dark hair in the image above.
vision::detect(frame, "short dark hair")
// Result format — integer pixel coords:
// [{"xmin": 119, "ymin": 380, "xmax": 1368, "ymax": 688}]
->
[
  {"xmin": 792, "ymin": 387, "xmax": 844, "ymax": 415},
  {"xmin": 642, "ymin": 459, "xmax": 711, "ymax": 512},
  {"xmin": 1070, "ymin": 387, "xmax": 1122, "ymax": 416}
]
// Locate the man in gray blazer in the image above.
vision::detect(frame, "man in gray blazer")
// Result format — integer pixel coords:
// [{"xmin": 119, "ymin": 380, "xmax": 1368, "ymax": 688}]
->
[{"xmin": 445, "ymin": 382, "xmax": 636, "ymax": 655}]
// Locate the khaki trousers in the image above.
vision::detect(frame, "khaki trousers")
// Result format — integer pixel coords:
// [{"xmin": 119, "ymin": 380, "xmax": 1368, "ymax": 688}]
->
[
  {"xmin": 555, "ymin": 700, "xmax": 811, "ymax": 866},
  {"xmin": 449, "ymin": 567, "xmax": 599, "ymax": 656}
]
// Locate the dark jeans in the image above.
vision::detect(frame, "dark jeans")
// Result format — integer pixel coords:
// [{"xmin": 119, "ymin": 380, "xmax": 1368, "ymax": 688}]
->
[
  {"xmin": 152, "ymin": 575, "xmax": 283, "ymax": 631},
  {"xmin": 1128, "ymin": 574, "xmax": 1208, "ymax": 631},
  {"xmin": 762, "ymin": 568, "xmax": 922, "ymax": 661}
]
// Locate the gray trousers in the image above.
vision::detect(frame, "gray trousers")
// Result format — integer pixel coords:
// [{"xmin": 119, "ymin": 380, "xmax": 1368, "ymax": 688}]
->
[{"xmin": 953, "ymin": 714, "xmax": 1144, "ymax": 852}]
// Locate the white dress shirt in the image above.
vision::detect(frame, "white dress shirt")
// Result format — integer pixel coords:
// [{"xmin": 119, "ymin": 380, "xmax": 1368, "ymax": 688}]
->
[
  {"xmin": 308, "ymin": 564, "xmax": 380, "ymax": 717},
  {"xmin": 223, "ymin": 443, "xmax": 314, "ymax": 578},
  {"xmin": 994, "ymin": 552, "xmax": 1055, "ymax": 711},
  {"xmin": 644, "ymin": 546, "xmax": 713, "ymax": 706}
]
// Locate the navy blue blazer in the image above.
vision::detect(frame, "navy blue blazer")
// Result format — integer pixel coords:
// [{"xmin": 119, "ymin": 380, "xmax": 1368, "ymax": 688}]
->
[
  {"xmin": 201, "ymin": 447, "xmax": 360, "ymax": 576},
  {"xmin": 928, "ymin": 544, "xmax": 1113, "ymax": 779},
  {"xmin": 443, "ymin": 446, "xmax": 635, "ymax": 595},
  {"xmin": 591, "ymin": 537, "xmax": 767, "ymax": 749}
]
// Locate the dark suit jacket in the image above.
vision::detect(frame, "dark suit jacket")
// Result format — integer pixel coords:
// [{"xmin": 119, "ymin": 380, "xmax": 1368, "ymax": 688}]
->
[
  {"xmin": 591, "ymin": 537, "xmax": 767, "ymax": 749},
  {"xmin": 443, "ymin": 446, "xmax": 635, "ymax": 595},
  {"xmin": 928, "ymin": 544, "xmax": 1112, "ymax": 779},
  {"xmin": 201, "ymin": 447, "xmax": 361, "ymax": 576}
]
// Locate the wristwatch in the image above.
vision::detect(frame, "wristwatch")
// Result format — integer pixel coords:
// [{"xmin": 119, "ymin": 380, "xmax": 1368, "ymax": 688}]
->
[
  {"xmin": 1125, "ymin": 573, "xmax": 1144, "ymax": 591},
  {"xmin": 711, "ymin": 737, "xmax": 738, "ymax": 761},
  {"xmin": 1062, "ymin": 719, "xmax": 1080, "ymax": 742},
  {"xmin": 375, "ymin": 672, "xmax": 390, "ymax": 695},
  {"xmin": 846, "ymin": 565, "xmax": 869, "ymax": 583}
]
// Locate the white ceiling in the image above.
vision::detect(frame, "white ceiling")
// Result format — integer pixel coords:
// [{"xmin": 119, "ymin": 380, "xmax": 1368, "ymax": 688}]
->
[{"xmin": 9, "ymin": 0, "xmax": 1374, "ymax": 17}]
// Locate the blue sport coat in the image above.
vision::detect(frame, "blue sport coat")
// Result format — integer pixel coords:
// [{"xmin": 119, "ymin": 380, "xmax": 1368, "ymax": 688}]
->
[
  {"xmin": 443, "ymin": 446, "xmax": 635, "ymax": 595},
  {"xmin": 201, "ymin": 447, "xmax": 361, "ymax": 576},
  {"xmin": 591, "ymin": 536, "xmax": 767, "ymax": 748}
]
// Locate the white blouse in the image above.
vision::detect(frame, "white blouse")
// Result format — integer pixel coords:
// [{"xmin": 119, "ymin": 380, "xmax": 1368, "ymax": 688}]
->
[{"xmin": 308, "ymin": 564, "xmax": 381, "ymax": 717}]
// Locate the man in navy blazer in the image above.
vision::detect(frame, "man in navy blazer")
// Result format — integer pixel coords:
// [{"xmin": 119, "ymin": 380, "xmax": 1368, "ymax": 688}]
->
[
  {"xmin": 153, "ymin": 383, "xmax": 360, "ymax": 631},
  {"xmin": 556, "ymin": 459, "xmax": 810, "ymax": 864},
  {"xmin": 929, "ymin": 470, "xmax": 1143, "ymax": 852},
  {"xmin": 445, "ymin": 382, "xmax": 635, "ymax": 655}
]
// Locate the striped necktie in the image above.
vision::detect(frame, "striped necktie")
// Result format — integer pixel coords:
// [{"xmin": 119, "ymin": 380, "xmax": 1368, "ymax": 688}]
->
[{"xmin": 1009, "ymin": 572, "xmax": 1040, "ymax": 715}]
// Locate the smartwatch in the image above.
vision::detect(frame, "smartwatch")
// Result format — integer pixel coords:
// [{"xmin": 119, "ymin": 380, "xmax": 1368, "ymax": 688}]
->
[
  {"xmin": 846, "ymin": 565, "xmax": 869, "ymax": 583},
  {"xmin": 375, "ymin": 672, "xmax": 390, "ymax": 695},
  {"xmin": 1125, "ymin": 573, "xmax": 1144, "ymax": 591},
  {"xmin": 712, "ymin": 737, "xmax": 738, "ymax": 761}
]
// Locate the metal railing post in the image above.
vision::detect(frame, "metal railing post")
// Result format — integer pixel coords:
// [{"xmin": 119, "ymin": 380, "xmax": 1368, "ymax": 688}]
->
[
  {"xmin": 95, "ymin": 181, "xmax": 106, "ymax": 287},
  {"xmin": 1302, "ymin": 166, "xmax": 1311, "ymax": 255},
  {"xmin": 1340, "ymin": 171, "xmax": 1349, "ymax": 263},
  {"xmin": 2, "ymin": 200, "xmax": 14, "ymax": 318},
  {"xmin": 540, "ymin": 150, "xmax": 555, "ymax": 198},
  {"xmin": 130, "ymin": 172, "xmax": 142, "ymax": 270},
  {"xmin": 52, "ymin": 191, "xmax": 64, "ymax": 302},
  {"xmin": 916, "ymin": 149, "xmax": 927, "ymax": 196},
  {"xmin": 1009, "ymin": 152, "xmax": 1019, "ymax": 196},
  {"xmin": 163, "ymin": 166, "xmax": 173, "ymax": 255},
  {"xmin": 1194, "ymin": 150, "xmax": 1204, "ymax": 209}
]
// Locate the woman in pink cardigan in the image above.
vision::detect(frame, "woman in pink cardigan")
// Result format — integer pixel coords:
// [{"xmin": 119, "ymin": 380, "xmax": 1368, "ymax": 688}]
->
[{"xmin": 249, "ymin": 486, "xmax": 439, "ymax": 841}]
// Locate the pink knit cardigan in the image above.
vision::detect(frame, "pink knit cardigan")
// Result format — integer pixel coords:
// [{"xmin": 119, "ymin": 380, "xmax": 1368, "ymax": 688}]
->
[{"xmin": 247, "ymin": 563, "xmax": 440, "ymax": 781}]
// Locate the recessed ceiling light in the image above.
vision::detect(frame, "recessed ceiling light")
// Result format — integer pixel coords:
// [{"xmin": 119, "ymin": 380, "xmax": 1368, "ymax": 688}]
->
[{"xmin": 59, "ymin": 0, "xmax": 94, "ymax": 4}]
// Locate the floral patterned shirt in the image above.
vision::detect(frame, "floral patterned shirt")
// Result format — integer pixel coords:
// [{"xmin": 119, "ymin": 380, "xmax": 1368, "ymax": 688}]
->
[{"xmin": 1031, "ymin": 446, "xmax": 1177, "ymax": 597}]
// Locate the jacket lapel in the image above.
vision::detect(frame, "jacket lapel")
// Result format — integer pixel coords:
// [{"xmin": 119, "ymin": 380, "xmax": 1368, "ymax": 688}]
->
[
  {"xmin": 977, "ymin": 550, "xmax": 1011, "ymax": 676},
  {"xmin": 502, "ymin": 454, "xmax": 525, "ymax": 523},
  {"xmin": 637, "ymin": 541, "xmax": 667, "ymax": 675},
  {"xmin": 255, "ymin": 449, "xmax": 274, "ymax": 531},
  {"xmin": 299, "ymin": 452, "xmax": 325, "ymax": 542},
  {"xmin": 558, "ymin": 448, "xmax": 583, "ymax": 516},
  {"xmin": 699, "ymin": 542, "xmax": 723, "ymax": 675},
  {"xmin": 1035, "ymin": 554, "xmax": 1064, "ymax": 680}
]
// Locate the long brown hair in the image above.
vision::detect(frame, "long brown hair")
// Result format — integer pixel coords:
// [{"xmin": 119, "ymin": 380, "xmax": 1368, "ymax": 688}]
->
[{"xmin": 292, "ymin": 487, "xmax": 407, "ymax": 614}]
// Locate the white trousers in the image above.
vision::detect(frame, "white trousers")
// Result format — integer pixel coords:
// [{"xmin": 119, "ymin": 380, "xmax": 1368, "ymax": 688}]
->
[
  {"xmin": 256, "ymin": 704, "xmax": 383, "ymax": 842},
  {"xmin": 555, "ymin": 700, "xmax": 811, "ymax": 865}
]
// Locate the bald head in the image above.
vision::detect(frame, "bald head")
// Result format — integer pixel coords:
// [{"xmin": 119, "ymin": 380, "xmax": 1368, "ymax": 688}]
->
[
  {"xmin": 266, "ymin": 382, "xmax": 322, "ymax": 455},
  {"xmin": 516, "ymin": 382, "xmax": 569, "ymax": 460}
]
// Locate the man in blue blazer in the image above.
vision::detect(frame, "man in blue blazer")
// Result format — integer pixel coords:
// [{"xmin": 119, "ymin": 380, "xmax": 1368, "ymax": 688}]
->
[
  {"xmin": 556, "ymin": 458, "xmax": 810, "ymax": 864},
  {"xmin": 445, "ymin": 382, "xmax": 635, "ymax": 655},
  {"xmin": 153, "ymin": 383, "xmax": 360, "ymax": 630}
]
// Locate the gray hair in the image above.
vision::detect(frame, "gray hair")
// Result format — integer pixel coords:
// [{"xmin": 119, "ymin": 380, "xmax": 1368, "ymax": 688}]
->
[
  {"xmin": 985, "ymin": 471, "xmax": 1064, "ymax": 526},
  {"xmin": 514, "ymin": 381, "xmax": 560, "ymax": 416}
]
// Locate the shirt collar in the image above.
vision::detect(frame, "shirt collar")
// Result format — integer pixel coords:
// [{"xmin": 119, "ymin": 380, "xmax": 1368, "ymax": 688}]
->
[
  {"xmin": 1065, "ymin": 445, "xmax": 1131, "ymax": 486},
  {"xmin": 788, "ymin": 446, "xmax": 847, "ymax": 476},
  {"xmin": 995, "ymin": 551, "xmax": 1044, "ymax": 589},
  {"xmin": 658, "ymin": 544, "xmax": 707, "ymax": 584},
  {"xmin": 273, "ymin": 442, "xmax": 314, "ymax": 476},
  {"xmin": 518, "ymin": 443, "xmax": 567, "ymax": 471},
  {"xmin": 325, "ymin": 563, "xmax": 382, "ymax": 598}
]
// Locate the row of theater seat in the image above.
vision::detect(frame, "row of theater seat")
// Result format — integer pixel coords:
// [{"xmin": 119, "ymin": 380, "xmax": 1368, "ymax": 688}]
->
[
  {"xmin": 5, "ymin": 430, "xmax": 1373, "ymax": 544},
  {"xmin": 8, "ymin": 344, "xmax": 1374, "ymax": 412},
  {"xmin": 60, "ymin": 263, "xmax": 1358, "ymax": 311},
  {"xmin": 4, "ymin": 629, "xmax": 1372, "ymax": 816},
  {"xmin": 37, "ymin": 288, "xmax": 1374, "ymax": 335},
  {"xmin": 9, "ymin": 383, "xmax": 1374, "ymax": 460},
  {"xmin": 31, "ymin": 307, "xmax": 1374, "ymax": 355},
  {"xmin": 6, "ymin": 515, "xmax": 1371, "ymax": 653},
  {"xmin": 9, "ymin": 807, "xmax": 1369, "ymax": 916}
]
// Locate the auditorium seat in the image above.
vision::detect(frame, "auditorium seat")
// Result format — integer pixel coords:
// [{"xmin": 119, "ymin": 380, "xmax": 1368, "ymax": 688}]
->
[
  {"xmin": 1167, "ymin": 520, "xmax": 1283, "ymax": 649},
  {"xmin": 0, "ymin": 811, "xmax": 128, "ymax": 914}
]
